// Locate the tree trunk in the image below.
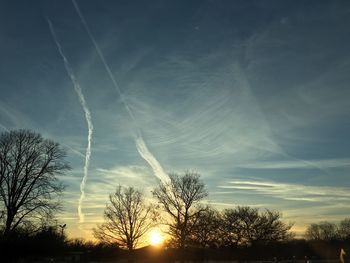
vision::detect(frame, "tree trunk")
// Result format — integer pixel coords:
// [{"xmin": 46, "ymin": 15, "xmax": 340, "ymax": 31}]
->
[
  {"xmin": 180, "ymin": 230, "xmax": 186, "ymax": 263},
  {"xmin": 4, "ymin": 210, "xmax": 15, "ymax": 237}
]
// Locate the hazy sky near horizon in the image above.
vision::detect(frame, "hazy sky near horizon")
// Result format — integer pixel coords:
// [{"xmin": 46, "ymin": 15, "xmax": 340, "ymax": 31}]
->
[{"xmin": 1, "ymin": 0, "xmax": 350, "ymax": 239}]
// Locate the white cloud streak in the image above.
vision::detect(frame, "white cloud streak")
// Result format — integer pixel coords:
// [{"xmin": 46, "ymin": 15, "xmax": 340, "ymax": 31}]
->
[
  {"xmin": 218, "ymin": 180, "xmax": 350, "ymax": 203},
  {"xmin": 71, "ymin": 0, "xmax": 169, "ymax": 184},
  {"xmin": 64, "ymin": 145, "xmax": 86, "ymax": 159},
  {"xmin": 122, "ymin": 59, "xmax": 285, "ymax": 172},
  {"xmin": 47, "ymin": 19, "xmax": 93, "ymax": 223},
  {"xmin": 94, "ymin": 165, "xmax": 153, "ymax": 187},
  {"xmin": 0, "ymin": 103, "xmax": 33, "ymax": 129},
  {"xmin": 135, "ymin": 137, "xmax": 170, "ymax": 184},
  {"xmin": 238, "ymin": 158, "xmax": 350, "ymax": 170}
]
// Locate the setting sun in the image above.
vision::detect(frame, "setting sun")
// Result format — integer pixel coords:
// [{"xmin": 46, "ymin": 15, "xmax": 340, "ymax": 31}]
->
[{"xmin": 149, "ymin": 230, "xmax": 163, "ymax": 246}]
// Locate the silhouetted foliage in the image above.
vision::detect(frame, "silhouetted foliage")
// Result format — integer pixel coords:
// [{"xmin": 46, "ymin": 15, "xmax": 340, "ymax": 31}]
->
[
  {"xmin": 152, "ymin": 171, "xmax": 208, "ymax": 249},
  {"xmin": 220, "ymin": 206, "xmax": 293, "ymax": 247},
  {"xmin": 93, "ymin": 185, "xmax": 157, "ymax": 250},
  {"xmin": 188, "ymin": 206, "xmax": 221, "ymax": 248},
  {"xmin": 305, "ymin": 219, "xmax": 350, "ymax": 241},
  {"xmin": 339, "ymin": 218, "xmax": 350, "ymax": 240},
  {"xmin": 0, "ymin": 223, "xmax": 67, "ymax": 261},
  {"xmin": 0, "ymin": 129, "xmax": 69, "ymax": 237},
  {"xmin": 305, "ymin": 221, "xmax": 339, "ymax": 241}
]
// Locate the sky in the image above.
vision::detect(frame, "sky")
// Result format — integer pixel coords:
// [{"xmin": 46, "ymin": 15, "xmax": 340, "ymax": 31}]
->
[{"xmin": 1, "ymin": 0, "xmax": 350, "ymax": 240}]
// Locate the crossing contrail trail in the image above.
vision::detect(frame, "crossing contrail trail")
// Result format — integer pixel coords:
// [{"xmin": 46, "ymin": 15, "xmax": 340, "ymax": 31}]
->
[
  {"xmin": 135, "ymin": 137, "xmax": 170, "ymax": 184},
  {"xmin": 71, "ymin": 0, "xmax": 170, "ymax": 184},
  {"xmin": 47, "ymin": 18, "xmax": 94, "ymax": 223}
]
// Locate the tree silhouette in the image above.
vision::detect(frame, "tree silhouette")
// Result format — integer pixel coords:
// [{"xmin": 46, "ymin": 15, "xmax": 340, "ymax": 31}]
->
[
  {"xmin": 93, "ymin": 186, "xmax": 157, "ymax": 250},
  {"xmin": 339, "ymin": 218, "xmax": 350, "ymax": 240},
  {"xmin": 221, "ymin": 206, "xmax": 293, "ymax": 247},
  {"xmin": 152, "ymin": 171, "xmax": 208, "ymax": 249},
  {"xmin": 305, "ymin": 221, "xmax": 339, "ymax": 241},
  {"xmin": 0, "ymin": 129, "xmax": 69, "ymax": 237},
  {"xmin": 188, "ymin": 206, "xmax": 221, "ymax": 248}
]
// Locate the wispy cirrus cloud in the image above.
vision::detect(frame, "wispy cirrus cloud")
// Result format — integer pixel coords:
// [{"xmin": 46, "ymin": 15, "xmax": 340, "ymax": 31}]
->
[
  {"xmin": 237, "ymin": 158, "xmax": 350, "ymax": 170},
  {"xmin": 95, "ymin": 165, "xmax": 153, "ymax": 182},
  {"xmin": 0, "ymin": 102, "xmax": 33, "ymax": 130},
  {"xmin": 218, "ymin": 180, "xmax": 350, "ymax": 203},
  {"xmin": 123, "ymin": 60, "xmax": 283, "ymax": 169},
  {"xmin": 87, "ymin": 165, "xmax": 156, "ymax": 200}
]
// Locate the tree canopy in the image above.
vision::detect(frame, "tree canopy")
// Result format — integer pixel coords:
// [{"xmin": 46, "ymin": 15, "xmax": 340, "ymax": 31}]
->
[
  {"xmin": 93, "ymin": 186, "xmax": 157, "ymax": 250},
  {"xmin": 0, "ymin": 129, "xmax": 69, "ymax": 236},
  {"xmin": 220, "ymin": 206, "xmax": 293, "ymax": 247},
  {"xmin": 152, "ymin": 171, "xmax": 208, "ymax": 248},
  {"xmin": 304, "ymin": 219, "xmax": 350, "ymax": 241}
]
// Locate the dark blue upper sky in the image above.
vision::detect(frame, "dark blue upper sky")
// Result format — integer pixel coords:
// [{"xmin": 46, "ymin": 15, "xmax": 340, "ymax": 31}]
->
[{"xmin": 1, "ymin": 0, "xmax": 350, "ymax": 238}]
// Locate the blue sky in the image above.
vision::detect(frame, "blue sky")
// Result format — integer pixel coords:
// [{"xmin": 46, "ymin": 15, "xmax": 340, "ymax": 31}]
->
[{"xmin": 1, "ymin": 0, "xmax": 350, "ymax": 239}]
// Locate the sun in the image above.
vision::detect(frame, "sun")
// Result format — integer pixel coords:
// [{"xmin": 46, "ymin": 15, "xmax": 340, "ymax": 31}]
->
[{"xmin": 149, "ymin": 229, "xmax": 163, "ymax": 246}]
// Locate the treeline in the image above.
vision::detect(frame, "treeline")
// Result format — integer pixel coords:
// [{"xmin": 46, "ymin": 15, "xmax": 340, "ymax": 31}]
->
[
  {"xmin": 1, "ymin": 230, "xmax": 349, "ymax": 262},
  {"xmin": 0, "ymin": 129, "xmax": 349, "ymax": 262},
  {"xmin": 187, "ymin": 206, "xmax": 293, "ymax": 248},
  {"xmin": 93, "ymin": 172, "xmax": 346, "ymax": 249},
  {"xmin": 93, "ymin": 173, "xmax": 292, "ymax": 250},
  {"xmin": 91, "ymin": 172, "xmax": 349, "ymax": 261},
  {"xmin": 0, "ymin": 226, "xmax": 121, "ymax": 262},
  {"xmin": 305, "ymin": 219, "xmax": 350, "ymax": 241}
]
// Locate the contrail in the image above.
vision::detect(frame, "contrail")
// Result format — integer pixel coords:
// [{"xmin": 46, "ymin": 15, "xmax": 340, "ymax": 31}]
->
[
  {"xmin": 64, "ymin": 144, "xmax": 86, "ymax": 159},
  {"xmin": 135, "ymin": 137, "xmax": 170, "ymax": 184},
  {"xmin": 71, "ymin": 0, "xmax": 170, "ymax": 184},
  {"xmin": 47, "ymin": 18, "xmax": 93, "ymax": 223}
]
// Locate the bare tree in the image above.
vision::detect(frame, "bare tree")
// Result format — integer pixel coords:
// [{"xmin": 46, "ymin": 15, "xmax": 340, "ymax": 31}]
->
[
  {"xmin": 188, "ymin": 206, "xmax": 221, "ymax": 248},
  {"xmin": 0, "ymin": 129, "xmax": 69, "ymax": 236},
  {"xmin": 339, "ymin": 218, "xmax": 350, "ymax": 240},
  {"xmin": 221, "ymin": 206, "xmax": 293, "ymax": 247},
  {"xmin": 305, "ymin": 221, "xmax": 339, "ymax": 241},
  {"xmin": 93, "ymin": 186, "xmax": 157, "ymax": 250},
  {"xmin": 220, "ymin": 207, "xmax": 244, "ymax": 247},
  {"xmin": 253, "ymin": 209, "xmax": 294, "ymax": 243},
  {"xmin": 305, "ymin": 224, "xmax": 321, "ymax": 240},
  {"xmin": 152, "ymin": 171, "xmax": 208, "ymax": 249}
]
